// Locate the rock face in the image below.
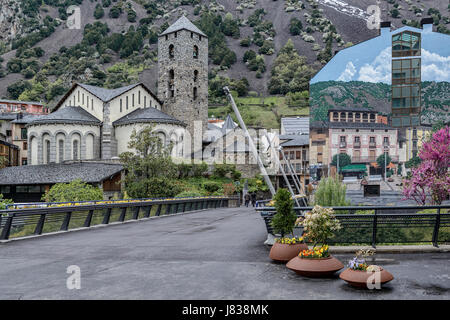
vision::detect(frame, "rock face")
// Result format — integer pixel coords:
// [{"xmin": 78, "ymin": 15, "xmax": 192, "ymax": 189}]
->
[{"xmin": 0, "ymin": 1, "xmax": 23, "ymax": 43}]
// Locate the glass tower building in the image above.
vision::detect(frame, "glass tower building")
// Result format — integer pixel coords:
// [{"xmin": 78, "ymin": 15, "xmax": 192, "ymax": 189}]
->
[{"xmin": 391, "ymin": 31, "xmax": 421, "ymax": 127}]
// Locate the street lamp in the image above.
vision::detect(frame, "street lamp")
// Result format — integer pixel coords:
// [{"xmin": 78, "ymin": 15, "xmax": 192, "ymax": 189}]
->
[{"xmin": 384, "ymin": 145, "xmax": 389, "ymax": 181}]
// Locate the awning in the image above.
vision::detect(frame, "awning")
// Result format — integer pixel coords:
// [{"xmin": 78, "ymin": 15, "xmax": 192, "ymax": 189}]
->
[
  {"xmin": 387, "ymin": 162, "xmax": 396, "ymax": 169},
  {"xmin": 340, "ymin": 164, "xmax": 367, "ymax": 172}
]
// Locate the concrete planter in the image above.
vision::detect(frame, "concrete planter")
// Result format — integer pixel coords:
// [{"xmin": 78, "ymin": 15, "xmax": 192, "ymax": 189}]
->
[
  {"xmin": 269, "ymin": 242, "xmax": 308, "ymax": 263},
  {"xmin": 286, "ymin": 256, "xmax": 344, "ymax": 277},
  {"xmin": 339, "ymin": 267, "xmax": 394, "ymax": 288}
]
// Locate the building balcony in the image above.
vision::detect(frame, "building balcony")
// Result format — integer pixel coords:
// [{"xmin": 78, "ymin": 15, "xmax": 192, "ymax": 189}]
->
[
  {"xmin": 339, "ymin": 142, "xmax": 347, "ymax": 148},
  {"xmin": 352, "ymin": 155, "xmax": 399, "ymax": 163},
  {"xmin": 369, "ymin": 142, "xmax": 376, "ymax": 148},
  {"xmin": 353, "ymin": 142, "xmax": 361, "ymax": 148},
  {"xmin": 352, "ymin": 156, "xmax": 376, "ymax": 163}
]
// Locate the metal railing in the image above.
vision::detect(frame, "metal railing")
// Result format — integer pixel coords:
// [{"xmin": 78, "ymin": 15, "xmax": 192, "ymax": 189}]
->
[
  {"xmin": 256, "ymin": 204, "xmax": 450, "ymax": 248},
  {"xmin": 0, "ymin": 196, "xmax": 237, "ymax": 241}
]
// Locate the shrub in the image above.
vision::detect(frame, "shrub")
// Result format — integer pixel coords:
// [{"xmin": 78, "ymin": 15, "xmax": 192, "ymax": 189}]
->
[
  {"xmin": 176, "ymin": 190, "xmax": 203, "ymax": 198},
  {"xmin": 258, "ymin": 40, "xmax": 274, "ymax": 55},
  {"xmin": 42, "ymin": 179, "xmax": 104, "ymax": 202},
  {"xmin": 240, "ymin": 37, "xmax": 251, "ymax": 47},
  {"xmin": 178, "ymin": 163, "xmax": 192, "ymax": 178},
  {"xmin": 0, "ymin": 194, "xmax": 13, "ymax": 210},
  {"xmin": 223, "ymin": 183, "xmax": 236, "ymax": 196},
  {"xmin": 231, "ymin": 170, "xmax": 242, "ymax": 181},
  {"xmin": 271, "ymin": 188, "xmax": 297, "ymax": 237},
  {"xmin": 289, "ymin": 17, "xmax": 303, "ymax": 35},
  {"xmin": 192, "ymin": 162, "xmax": 208, "ymax": 177},
  {"xmin": 94, "ymin": 4, "xmax": 104, "ymax": 19},
  {"xmin": 202, "ymin": 181, "xmax": 222, "ymax": 193},
  {"xmin": 301, "ymin": 205, "xmax": 341, "ymax": 246},
  {"xmin": 213, "ymin": 163, "xmax": 236, "ymax": 177},
  {"xmin": 313, "ymin": 176, "xmax": 350, "ymax": 207},
  {"xmin": 243, "ymin": 50, "xmax": 256, "ymax": 63}
]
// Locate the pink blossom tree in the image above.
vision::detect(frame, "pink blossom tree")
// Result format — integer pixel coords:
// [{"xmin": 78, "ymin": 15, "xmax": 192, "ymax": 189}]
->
[{"xmin": 403, "ymin": 126, "xmax": 450, "ymax": 205}]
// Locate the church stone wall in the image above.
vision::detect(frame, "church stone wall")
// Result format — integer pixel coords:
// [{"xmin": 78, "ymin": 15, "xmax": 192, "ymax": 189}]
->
[{"xmin": 27, "ymin": 123, "xmax": 100, "ymax": 165}]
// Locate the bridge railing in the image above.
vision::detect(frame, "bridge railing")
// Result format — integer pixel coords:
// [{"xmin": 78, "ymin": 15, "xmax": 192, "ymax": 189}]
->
[
  {"xmin": 256, "ymin": 204, "xmax": 450, "ymax": 248},
  {"xmin": 0, "ymin": 196, "xmax": 237, "ymax": 241}
]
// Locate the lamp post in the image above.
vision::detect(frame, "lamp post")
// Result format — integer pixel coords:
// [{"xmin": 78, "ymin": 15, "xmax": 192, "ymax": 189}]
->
[
  {"xmin": 336, "ymin": 151, "xmax": 339, "ymax": 178},
  {"xmin": 384, "ymin": 145, "xmax": 389, "ymax": 181}
]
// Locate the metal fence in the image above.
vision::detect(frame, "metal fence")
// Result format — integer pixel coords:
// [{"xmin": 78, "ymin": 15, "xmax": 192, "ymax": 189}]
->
[
  {"xmin": 256, "ymin": 204, "xmax": 450, "ymax": 247},
  {"xmin": 0, "ymin": 196, "xmax": 236, "ymax": 241}
]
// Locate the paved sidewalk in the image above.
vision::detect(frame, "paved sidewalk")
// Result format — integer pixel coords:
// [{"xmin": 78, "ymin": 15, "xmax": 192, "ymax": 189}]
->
[{"xmin": 0, "ymin": 206, "xmax": 449, "ymax": 299}]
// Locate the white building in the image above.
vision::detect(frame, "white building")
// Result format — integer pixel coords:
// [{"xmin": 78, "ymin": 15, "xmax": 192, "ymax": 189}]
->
[{"xmin": 27, "ymin": 82, "xmax": 186, "ymax": 165}]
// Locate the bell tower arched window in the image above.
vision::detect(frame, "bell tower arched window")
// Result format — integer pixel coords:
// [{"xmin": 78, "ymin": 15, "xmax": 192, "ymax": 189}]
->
[
  {"xmin": 169, "ymin": 69, "xmax": 175, "ymax": 98},
  {"xmin": 193, "ymin": 45, "xmax": 198, "ymax": 59},
  {"xmin": 169, "ymin": 44, "xmax": 174, "ymax": 59},
  {"xmin": 194, "ymin": 70, "xmax": 198, "ymax": 82}
]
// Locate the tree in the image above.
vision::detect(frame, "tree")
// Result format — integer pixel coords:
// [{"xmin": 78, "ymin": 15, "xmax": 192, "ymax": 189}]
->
[
  {"xmin": 289, "ymin": 17, "xmax": 303, "ymax": 35},
  {"xmin": 403, "ymin": 126, "xmax": 450, "ymax": 205},
  {"xmin": 376, "ymin": 153, "xmax": 392, "ymax": 175},
  {"xmin": 109, "ymin": 5, "xmax": 122, "ymax": 18},
  {"xmin": 127, "ymin": 9, "xmax": 137, "ymax": 22},
  {"xmin": 233, "ymin": 78, "xmax": 249, "ymax": 97},
  {"xmin": 390, "ymin": 8, "xmax": 400, "ymax": 18},
  {"xmin": 268, "ymin": 39, "xmax": 315, "ymax": 95},
  {"xmin": 405, "ymin": 155, "xmax": 421, "ymax": 169},
  {"xmin": 7, "ymin": 80, "xmax": 32, "ymax": 99},
  {"xmin": 42, "ymin": 179, "xmax": 104, "ymax": 202},
  {"xmin": 271, "ymin": 188, "xmax": 297, "ymax": 237},
  {"xmin": 119, "ymin": 125, "xmax": 181, "ymax": 198},
  {"xmin": 94, "ymin": 4, "xmax": 104, "ymax": 19},
  {"xmin": 313, "ymin": 176, "xmax": 350, "ymax": 207},
  {"xmin": 243, "ymin": 50, "xmax": 256, "ymax": 63},
  {"xmin": 330, "ymin": 153, "xmax": 351, "ymax": 170}
]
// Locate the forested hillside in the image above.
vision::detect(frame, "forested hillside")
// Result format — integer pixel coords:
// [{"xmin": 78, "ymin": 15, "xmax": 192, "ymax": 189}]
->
[{"xmin": 0, "ymin": 0, "xmax": 448, "ymax": 114}]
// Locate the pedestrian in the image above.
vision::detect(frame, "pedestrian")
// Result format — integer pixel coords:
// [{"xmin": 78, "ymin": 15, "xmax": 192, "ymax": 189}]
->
[
  {"xmin": 244, "ymin": 192, "xmax": 250, "ymax": 207},
  {"xmin": 251, "ymin": 192, "xmax": 257, "ymax": 207}
]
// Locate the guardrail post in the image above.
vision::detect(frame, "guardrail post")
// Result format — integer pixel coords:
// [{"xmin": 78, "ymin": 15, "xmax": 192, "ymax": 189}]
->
[
  {"xmin": 155, "ymin": 204, "xmax": 162, "ymax": 216},
  {"xmin": 34, "ymin": 213, "xmax": 46, "ymax": 235},
  {"xmin": 166, "ymin": 204, "xmax": 172, "ymax": 215},
  {"xmin": 119, "ymin": 207, "xmax": 127, "ymax": 222},
  {"xmin": 186, "ymin": 202, "xmax": 192, "ymax": 212},
  {"xmin": 181, "ymin": 202, "xmax": 186, "ymax": 213},
  {"xmin": 144, "ymin": 206, "xmax": 152, "ymax": 218},
  {"xmin": 432, "ymin": 208, "xmax": 441, "ymax": 248},
  {"xmin": 372, "ymin": 209, "xmax": 378, "ymax": 248},
  {"xmin": 102, "ymin": 208, "xmax": 112, "ymax": 224},
  {"xmin": 214, "ymin": 200, "xmax": 218, "ymax": 209},
  {"xmin": 132, "ymin": 207, "xmax": 140, "ymax": 220},
  {"xmin": 60, "ymin": 212, "xmax": 72, "ymax": 231},
  {"xmin": 84, "ymin": 210, "xmax": 94, "ymax": 227},
  {"xmin": 0, "ymin": 215, "xmax": 13, "ymax": 240}
]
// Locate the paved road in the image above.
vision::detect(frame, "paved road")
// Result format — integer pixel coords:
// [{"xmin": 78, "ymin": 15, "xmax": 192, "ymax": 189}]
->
[{"xmin": 0, "ymin": 206, "xmax": 449, "ymax": 299}]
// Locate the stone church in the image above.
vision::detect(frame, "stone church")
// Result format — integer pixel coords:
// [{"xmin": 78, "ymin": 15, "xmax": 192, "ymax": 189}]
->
[{"xmin": 26, "ymin": 16, "xmax": 209, "ymax": 165}]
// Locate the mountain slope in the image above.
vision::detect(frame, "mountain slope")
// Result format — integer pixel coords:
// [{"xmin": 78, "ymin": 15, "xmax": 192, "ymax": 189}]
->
[{"xmin": 0, "ymin": 0, "xmax": 448, "ymax": 106}]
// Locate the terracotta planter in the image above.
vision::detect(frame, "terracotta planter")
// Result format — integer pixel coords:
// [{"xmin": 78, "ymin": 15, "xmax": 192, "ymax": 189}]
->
[
  {"xmin": 339, "ymin": 267, "xmax": 394, "ymax": 288},
  {"xmin": 269, "ymin": 242, "xmax": 308, "ymax": 263},
  {"xmin": 286, "ymin": 256, "xmax": 344, "ymax": 277}
]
